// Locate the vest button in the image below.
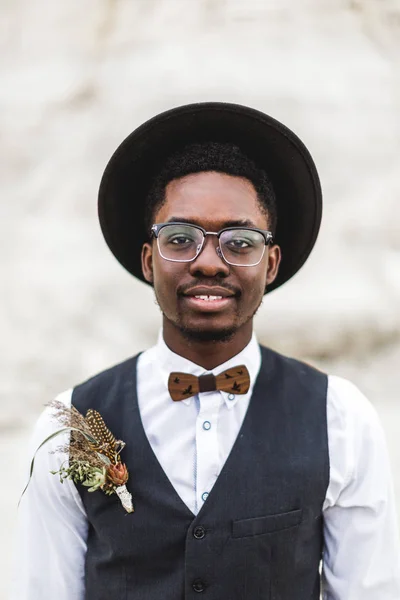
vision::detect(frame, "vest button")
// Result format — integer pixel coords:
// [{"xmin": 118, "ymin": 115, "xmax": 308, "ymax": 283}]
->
[
  {"xmin": 193, "ymin": 525, "xmax": 206, "ymax": 539},
  {"xmin": 192, "ymin": 579, "xmax": 206, "ymax": 593}
]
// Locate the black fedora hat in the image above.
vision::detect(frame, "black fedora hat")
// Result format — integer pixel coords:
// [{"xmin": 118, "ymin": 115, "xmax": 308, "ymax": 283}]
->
[{"xmin": 98, "ymin": 102, "xmax": 322, "ymax": 293}]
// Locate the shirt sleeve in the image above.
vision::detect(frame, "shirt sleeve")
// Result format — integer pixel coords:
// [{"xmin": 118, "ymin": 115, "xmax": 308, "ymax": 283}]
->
[
  {"xmin": 10, "ymin": 389, "xmax": 88, "ymax": 600},
  {"xmin": 322, "ymin": 375, "xmax": 400, "ymax": 599}
]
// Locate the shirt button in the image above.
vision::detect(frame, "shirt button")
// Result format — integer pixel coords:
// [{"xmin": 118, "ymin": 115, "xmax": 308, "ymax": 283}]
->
[
  {"xmin": 202, "ymin": 420, "xmax": 211, "ymax": 430},
  {"xmin": 201, "ymin": 492, "xmax": 209, "ymax": 502},
  {"xmin": 192, "ymin": 579, "xmax": 206, "ymax": 593},
  {"xmin": 228, "ymin": 393, "xmax": 235, "ymax": 401},
  {"xmin": 193, "ymin": 526, "xmax": 206, "ymax": 539}
]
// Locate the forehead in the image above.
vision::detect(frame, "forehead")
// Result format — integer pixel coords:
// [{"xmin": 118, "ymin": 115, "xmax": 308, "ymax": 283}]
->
[{"xmin": 155, "ymin": 171, "xmax": 268, "ymax": 229}]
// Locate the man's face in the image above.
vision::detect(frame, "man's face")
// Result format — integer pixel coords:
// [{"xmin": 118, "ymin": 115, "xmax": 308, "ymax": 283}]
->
[{"xmin": 141, "ymin": 171, "xmax": 281, "ymax": 343}]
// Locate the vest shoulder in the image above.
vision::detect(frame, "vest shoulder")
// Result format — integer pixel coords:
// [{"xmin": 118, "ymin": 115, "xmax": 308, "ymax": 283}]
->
[
  {"xmin": 73, "ymin": 354, "xmax": 140, "ymax": 396},
  {"xmin": 259, "ymin": 344, "xmax": 327, "ymax": 378},
  {"xmin": 258, "ymin": 345, "xmax": 328, "ymax": 404}
]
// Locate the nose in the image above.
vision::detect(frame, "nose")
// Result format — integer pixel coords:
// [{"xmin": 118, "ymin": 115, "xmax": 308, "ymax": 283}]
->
[{"xmin": 188, "ymin": 235, "xmax": 230, "ymax": 278}]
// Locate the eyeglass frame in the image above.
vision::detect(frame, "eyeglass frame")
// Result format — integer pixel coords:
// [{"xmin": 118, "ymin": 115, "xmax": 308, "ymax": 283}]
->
[{"xmin": 150, "ymin": 222, "xmax": 274, "ymax": 267}]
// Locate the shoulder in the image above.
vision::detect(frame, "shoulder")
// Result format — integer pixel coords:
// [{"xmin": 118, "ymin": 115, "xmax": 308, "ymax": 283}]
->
[
  {"xmin": 74, "ymin": 354, "xmax": 141, "ymax": 393},
  {"xmin": 259, "ymin": 344, "xmax": 328, "ymax": 392},
  {"xmin": 71, "ymin": 351, "xmax": 151, "ymax": 415},
  {"xmin": 33, "ymin": 388, "xmax": 73, "ymax": 441},
  {"xmin": 26, "ymin": 389, "xmax": 75, "ymax": 483},
  {"xmin": 327, "ymin": 374, "xmax": 381, "ymax": 431},
  {"xmin": 259, "ymin": 344, "xmax": 325, "ymax": 374}
]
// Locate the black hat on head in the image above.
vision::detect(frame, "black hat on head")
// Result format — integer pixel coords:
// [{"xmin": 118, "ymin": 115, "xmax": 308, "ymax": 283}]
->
[{"xmin": 98, "ymin": 102, "xmax": 322, "ymax": 293}]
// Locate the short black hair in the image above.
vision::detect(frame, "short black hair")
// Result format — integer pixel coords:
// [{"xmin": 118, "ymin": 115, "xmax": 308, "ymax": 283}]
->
[{"xmin": 144, "ymin": 141, "xmax": 277, "ymax": 237}]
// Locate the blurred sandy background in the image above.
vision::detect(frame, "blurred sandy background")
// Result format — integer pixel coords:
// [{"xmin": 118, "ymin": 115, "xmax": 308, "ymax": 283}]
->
[{"xmin": 1, "ymin": 0, "xmax": 400, "ymax": 597}]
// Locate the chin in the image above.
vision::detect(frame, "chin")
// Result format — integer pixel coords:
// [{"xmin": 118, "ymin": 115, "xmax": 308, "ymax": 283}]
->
[{"xmin": 178, "ymin": 324, "xmax": 237, "ymax": 343}]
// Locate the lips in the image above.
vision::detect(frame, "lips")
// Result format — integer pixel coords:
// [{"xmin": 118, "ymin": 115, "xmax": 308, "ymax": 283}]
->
[
  {"xmin": 182, "ymin": 286, "xmax": 237, "ymax": 298},
  {"xmin": 180, "ymin": 286, "xmax": 237, "ymax": 312}
]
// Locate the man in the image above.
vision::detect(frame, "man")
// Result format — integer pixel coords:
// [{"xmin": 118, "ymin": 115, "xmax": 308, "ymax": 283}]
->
[{"xmin": 13, "ymin": 103, "xmax": 400, "ymax": 599}]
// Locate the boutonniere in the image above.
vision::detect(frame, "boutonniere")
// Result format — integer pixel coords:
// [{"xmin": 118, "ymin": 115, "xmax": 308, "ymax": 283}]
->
[{"xmin": 21, "ymin": 401, "xmax": 134, "ymax": 513}]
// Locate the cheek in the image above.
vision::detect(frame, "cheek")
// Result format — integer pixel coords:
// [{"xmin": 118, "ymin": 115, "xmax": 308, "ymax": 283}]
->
[
  {"xmin": 240, "ymin": 267, "xmax": 268, "ymax": 299},
  {"xmin": 152, "ymin": 256, "xmax": 183, "ymax": 298}
]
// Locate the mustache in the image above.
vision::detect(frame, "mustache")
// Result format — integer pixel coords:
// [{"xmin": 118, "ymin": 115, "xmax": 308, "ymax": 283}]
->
[{"xmin": 177, "ymin": 281, "xmax": 241, "ymax": 297}]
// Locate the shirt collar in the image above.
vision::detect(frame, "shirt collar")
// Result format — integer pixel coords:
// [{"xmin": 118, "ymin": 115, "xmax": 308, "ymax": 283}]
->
[{"xmin": 155, "ymin": 330, "xmax": 262, "ymax": 409}]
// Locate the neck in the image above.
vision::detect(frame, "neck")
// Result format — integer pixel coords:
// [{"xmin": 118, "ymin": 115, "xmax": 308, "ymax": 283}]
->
[{"xmin": 162, "ymin": 319, "xmax": 253, "ymax": 370}]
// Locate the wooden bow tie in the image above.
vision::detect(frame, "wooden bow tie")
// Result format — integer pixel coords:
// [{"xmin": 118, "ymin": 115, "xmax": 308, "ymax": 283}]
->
[{"xmin": 168, "ymin": 365, "xmax": 250, "ymax": 402}]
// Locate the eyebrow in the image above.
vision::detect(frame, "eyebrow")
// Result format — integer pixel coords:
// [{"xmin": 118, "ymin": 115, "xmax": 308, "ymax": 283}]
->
[{"xmin": 166, "ymin": 216, "xmax": 258, "ymax": 228}]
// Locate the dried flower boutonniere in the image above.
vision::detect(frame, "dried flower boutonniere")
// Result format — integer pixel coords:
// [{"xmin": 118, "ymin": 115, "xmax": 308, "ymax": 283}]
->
[{"xmin": 20, "ymin": 401, "xmax": 134, "ymax": 513}]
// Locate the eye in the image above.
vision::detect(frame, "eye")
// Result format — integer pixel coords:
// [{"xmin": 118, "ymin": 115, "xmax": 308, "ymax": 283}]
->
[
  {"xmin": 221, "ymin": 229, "xmax": 264, "ymax": 254},
  {"xmin": 225, "ymin": 237, "xmax": 256, "ymax": 250},
  {"xmin": 227, "ymin": 238, "xmax": 252, "ymax": 248},
  {"xmin": 168, "ymin": 235, "xmax": 194, "ymax": 245}
]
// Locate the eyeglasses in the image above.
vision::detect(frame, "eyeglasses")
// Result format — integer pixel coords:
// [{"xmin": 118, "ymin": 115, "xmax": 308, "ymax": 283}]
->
[{"xmin": 151, "ymin": 222, "xmax": 274, "ymax": 267}]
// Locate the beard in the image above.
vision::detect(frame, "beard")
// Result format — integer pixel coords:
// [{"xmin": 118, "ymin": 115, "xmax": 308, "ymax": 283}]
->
[
  {"xmin": 154, "ymin": 286, "xmax": 264, "ymax": 344},
  {"xmin": 178, "ymin": 324, "xmax": 237, "ymax": 343},
  {"xmin": 167, "ymin": 301, "xmax": 262, "ymax": 344}
]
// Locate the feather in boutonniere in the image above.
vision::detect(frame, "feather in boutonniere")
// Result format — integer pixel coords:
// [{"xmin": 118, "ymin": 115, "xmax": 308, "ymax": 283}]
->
[{"xmin": 20, "ymin": 401, "xmax": 134, "ymax": 513}]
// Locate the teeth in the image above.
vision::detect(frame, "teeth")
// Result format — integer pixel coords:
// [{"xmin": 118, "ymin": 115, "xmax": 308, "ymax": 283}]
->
[{"xmin": 194, "ymin": 295, "xmax": 223, "ymax": 301}]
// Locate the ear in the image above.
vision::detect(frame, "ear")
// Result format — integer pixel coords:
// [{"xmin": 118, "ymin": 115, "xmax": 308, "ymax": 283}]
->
[
  {"xmin": 141, "ymin": 242, "xmax": 154, "ymax": 284},
  {"xmin": 265, "ymin": 244, "xmax": 281, "ymax": 286}
]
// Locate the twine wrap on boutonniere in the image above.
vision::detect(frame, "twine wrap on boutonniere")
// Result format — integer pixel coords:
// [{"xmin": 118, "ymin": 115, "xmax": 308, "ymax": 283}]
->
[{"xmin": 20, "ymin": 401, "xmax": 134, "ymax": 513}]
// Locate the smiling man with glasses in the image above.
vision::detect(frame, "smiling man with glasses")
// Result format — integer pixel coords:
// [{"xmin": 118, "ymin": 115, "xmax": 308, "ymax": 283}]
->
[{"xmin": 13, "ymin": 103, "xmax": 400, "ymax": 600}]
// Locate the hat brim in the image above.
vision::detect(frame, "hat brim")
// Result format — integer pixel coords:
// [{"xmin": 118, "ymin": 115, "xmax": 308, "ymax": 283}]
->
[{"xmin": 98, "ymin": 102, "xmax": 322, "ymax": 293}]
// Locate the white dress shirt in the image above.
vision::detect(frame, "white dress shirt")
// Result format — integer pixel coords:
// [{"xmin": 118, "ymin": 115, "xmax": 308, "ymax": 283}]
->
[{"xmin": 11, "ymin": 332, "xmax": 400, "ymax": 599}]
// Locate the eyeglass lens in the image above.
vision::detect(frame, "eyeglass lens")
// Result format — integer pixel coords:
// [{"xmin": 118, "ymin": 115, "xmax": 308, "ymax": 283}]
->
[{"xmin": 157, "ymin": 224, "xmax": 266, "ymax": 266}]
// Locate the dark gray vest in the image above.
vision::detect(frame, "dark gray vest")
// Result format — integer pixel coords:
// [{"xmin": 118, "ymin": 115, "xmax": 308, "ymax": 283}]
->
[{"xmin": 73, "ymin": 345, "xmax": 329, "ymax": 600}]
